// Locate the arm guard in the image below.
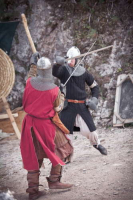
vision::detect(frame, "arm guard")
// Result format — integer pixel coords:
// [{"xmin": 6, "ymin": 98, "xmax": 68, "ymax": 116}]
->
[
  {"xmin": 27, "ymin": 64, "xmax": 37, "ymax": 80},
  {"xmin": 54, "ymin": 90, "xmax": 65, "ymax": 113}
]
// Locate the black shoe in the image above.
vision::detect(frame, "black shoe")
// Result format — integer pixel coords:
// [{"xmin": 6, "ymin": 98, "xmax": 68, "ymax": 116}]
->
[{"xmin": 93, "ymin": 144, "xmax": 107, "ymax": 155}]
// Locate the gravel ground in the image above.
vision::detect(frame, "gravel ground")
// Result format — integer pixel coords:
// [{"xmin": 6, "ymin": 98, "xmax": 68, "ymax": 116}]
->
[{"xmin": 0, "ymin": 127, "xmax": 133, "ymax": 200}]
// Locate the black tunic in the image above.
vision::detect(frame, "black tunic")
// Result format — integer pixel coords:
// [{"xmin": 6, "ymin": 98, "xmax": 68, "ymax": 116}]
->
[{"xmin": 52, "ymin": 64, "xmax": 99, "ymax": 133}]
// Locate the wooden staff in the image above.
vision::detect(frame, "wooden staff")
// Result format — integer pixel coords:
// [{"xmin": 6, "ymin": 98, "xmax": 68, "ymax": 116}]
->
[
  {"xmin": 66, "ymin": 45, "xmax": 113, "ymax": 61},
  {"xmin": 21, "ymin": 13, "xmax": 37, "ymax": 53},
  {"xmin": 21, "ymin": 13, "xmax": 45, "ymax": 168}
]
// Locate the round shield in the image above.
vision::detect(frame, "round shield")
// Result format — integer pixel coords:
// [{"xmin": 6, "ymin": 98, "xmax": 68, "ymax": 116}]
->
[{"xmin": 0, "ymin": 49, "xmax": 15, "ymax": 98}]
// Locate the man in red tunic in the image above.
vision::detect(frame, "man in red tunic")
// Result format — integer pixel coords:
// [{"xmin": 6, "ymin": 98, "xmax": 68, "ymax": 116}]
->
[{"xmin": 20, "ymin": 53, "xmax": 73, "ymax": 200}]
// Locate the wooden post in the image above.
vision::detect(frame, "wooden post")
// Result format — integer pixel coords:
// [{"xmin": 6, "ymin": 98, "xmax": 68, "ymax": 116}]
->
[
  {"xmin": 2, "ymin": 96, "xmax": 21, "ymax": 139},
  {"xmin": 0, "ymin": 113, "xmax": 18, "ymax": 119},
  {"xmin": 66, "ymin": 45, "xmax": 113, "ymax": 61}
]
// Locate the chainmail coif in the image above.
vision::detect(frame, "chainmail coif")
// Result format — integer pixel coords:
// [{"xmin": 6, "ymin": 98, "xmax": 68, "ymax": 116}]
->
[{"xmin": 30, "ymin": 68, "xmax": 57, "ymax": 91}]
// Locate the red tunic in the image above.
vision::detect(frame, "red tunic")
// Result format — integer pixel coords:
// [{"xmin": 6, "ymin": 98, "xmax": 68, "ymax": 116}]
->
[{"xmin": 20, "ymin": 78, "xmax": 65, "ymax": 170}]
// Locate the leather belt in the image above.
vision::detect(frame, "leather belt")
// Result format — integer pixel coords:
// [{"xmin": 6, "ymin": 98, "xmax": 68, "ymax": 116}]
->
[
  {"xmin": 28, "ymin": 114, "xmax": 50, "ymax": 120},
  {"xmin": 67, "ymin": 99, "xmax": 85, "ymax": 103}
]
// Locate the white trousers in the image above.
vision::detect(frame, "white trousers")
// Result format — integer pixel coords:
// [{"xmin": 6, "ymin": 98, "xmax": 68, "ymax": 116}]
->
[{"xmin": 67, "ymin": 114, "xmax": 100, "ymax": 146}]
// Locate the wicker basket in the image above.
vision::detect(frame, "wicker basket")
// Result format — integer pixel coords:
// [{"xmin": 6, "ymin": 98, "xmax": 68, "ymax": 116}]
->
[{"xmin": 0, "ymin": 49, "xmax": 15, "ymax": 98}]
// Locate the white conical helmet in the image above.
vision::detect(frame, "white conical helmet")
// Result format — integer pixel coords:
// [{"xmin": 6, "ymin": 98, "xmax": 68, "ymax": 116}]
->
[
  {"xmin": 66, "ymin": 46, "xmax": 80, "ymax": 59},
  {"xmin": 37, "ymin": 57, "xmax": 51, "ymax": 70}
]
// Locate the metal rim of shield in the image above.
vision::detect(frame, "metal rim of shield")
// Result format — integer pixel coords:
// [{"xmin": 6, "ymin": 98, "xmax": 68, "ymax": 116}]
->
[{"xmin": 0, "ymin": 49, "xmax": 15, "ymax": 98}]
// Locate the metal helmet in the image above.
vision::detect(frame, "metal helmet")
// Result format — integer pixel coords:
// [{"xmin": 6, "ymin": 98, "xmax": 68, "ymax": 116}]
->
[
  {"xmin": 66, "ymin": 46, "xmax": 80, "ymax": 59},
  {"xmin": 37, "ymin": 57, "xmax": 51, "ymax": 70}
]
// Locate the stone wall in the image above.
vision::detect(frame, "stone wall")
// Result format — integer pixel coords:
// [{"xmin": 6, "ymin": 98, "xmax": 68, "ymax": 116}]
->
[{"xmin": 1, "ymin": 0, "xmax": 133, "ymax": 128}]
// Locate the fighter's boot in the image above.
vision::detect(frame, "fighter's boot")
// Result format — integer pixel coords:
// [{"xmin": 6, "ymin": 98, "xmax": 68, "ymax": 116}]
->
[
  {"xmin": 26, "ymin": 170, "xmax": 45, "ymax": 200},
  {"xmin": 93, "ymin": 144, "xmax": 107, "ymax": 155},
  {"xmin": 46, "ymin": 165, "xmax": 73, "ymax": 189}
]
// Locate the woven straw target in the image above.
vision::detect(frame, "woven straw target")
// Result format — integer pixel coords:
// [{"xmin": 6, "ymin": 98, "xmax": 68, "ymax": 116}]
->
[{"xmin": 0, "ymin": 49, "xmax": 15, "ymax": 98}]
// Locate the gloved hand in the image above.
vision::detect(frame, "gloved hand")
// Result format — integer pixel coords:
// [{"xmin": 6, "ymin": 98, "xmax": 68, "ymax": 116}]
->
[
  {"xmin": 85, "ymin": 97, "xmax": 98, "ymax": 111},
  {"xmin": 59, "ymin": 83, "xmax": 66, "ymax": 96},
  {"xmin": 55, "ymin": 56, "xmax": 66, "ymax": 65},
  {"xmin": 30, "ymin": 52, "xmax": 40, "ymax": 65}
]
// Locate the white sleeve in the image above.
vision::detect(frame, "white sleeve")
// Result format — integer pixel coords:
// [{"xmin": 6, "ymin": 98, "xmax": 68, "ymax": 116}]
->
[{"xmin": 89, "ymin": 80, "xmax": 98, "ymax": 88}]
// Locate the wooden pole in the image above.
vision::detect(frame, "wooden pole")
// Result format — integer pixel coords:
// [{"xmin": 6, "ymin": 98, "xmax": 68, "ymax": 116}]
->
[
  {"xmin": 0, "ymin": 113, "xmax": 18, "ymax": 119},
  {"xmin": 21, "ymin": 14, "xmax": 45, "ymax": 168},
  {"xmin": 2, "ymin": 96, "xmax": 21, "ymax": 139},
  {"xmin": 66, "ymin": 45, "xmax": 113, "ymax": 61},
  {"xmin": 21, "ymin": 13, "xmax": 37, "ymax": 53}
]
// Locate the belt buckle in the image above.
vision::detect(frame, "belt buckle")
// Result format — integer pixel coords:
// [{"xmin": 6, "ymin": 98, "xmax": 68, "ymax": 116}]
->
[{"xmin": 74, "ymin": 100, "xmax": 78, "ymax": 103}]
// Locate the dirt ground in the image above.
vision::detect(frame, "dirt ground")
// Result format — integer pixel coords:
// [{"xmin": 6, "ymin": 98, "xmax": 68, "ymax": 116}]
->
[{"xmin": 0, "ymin": 113, "xmax": 133, "ymax": 200}]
